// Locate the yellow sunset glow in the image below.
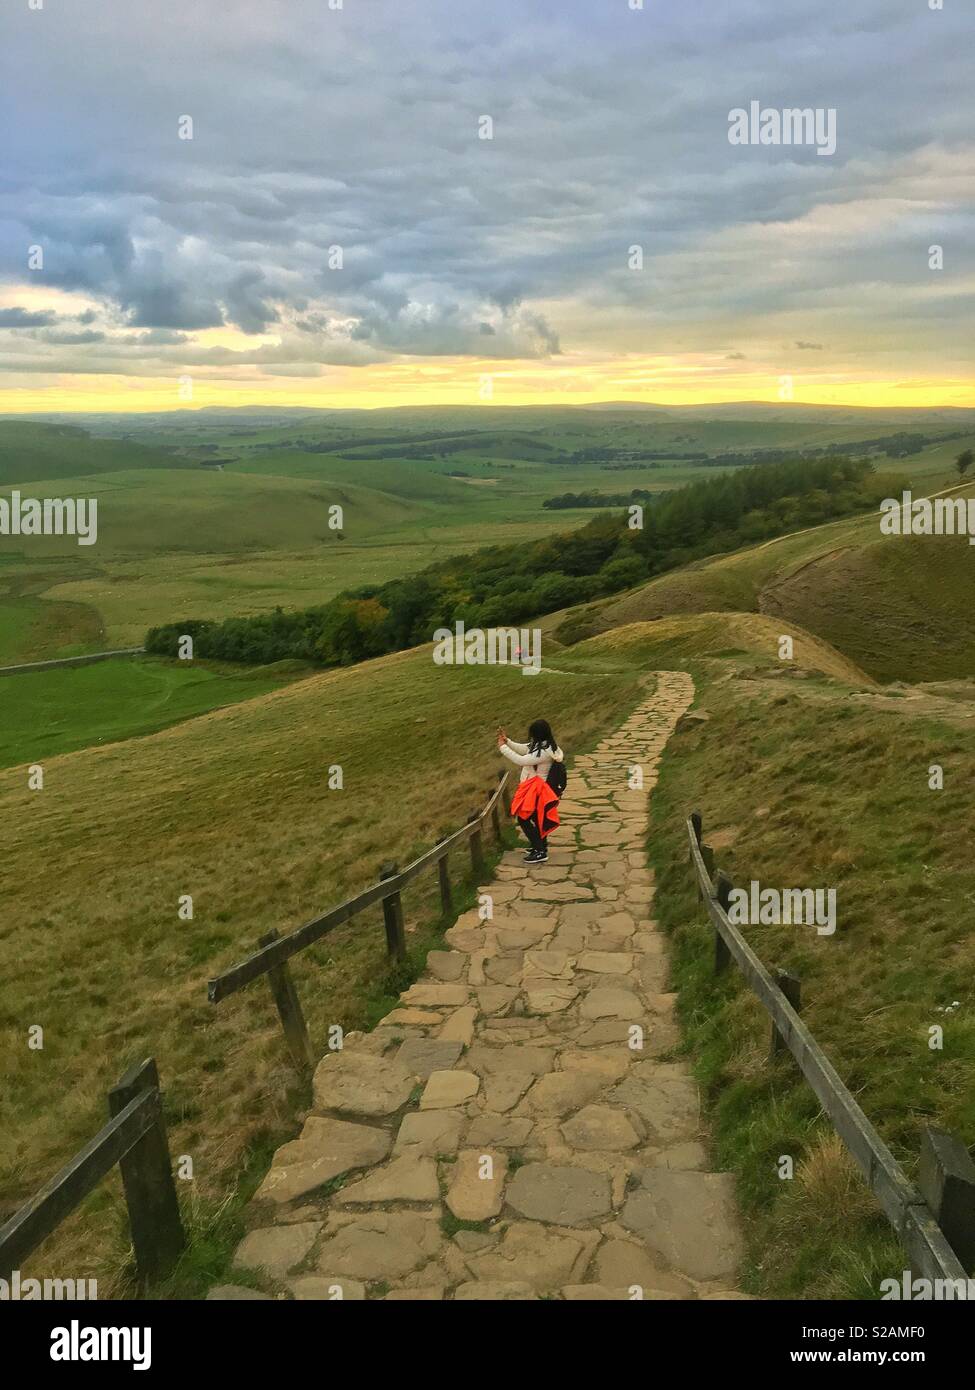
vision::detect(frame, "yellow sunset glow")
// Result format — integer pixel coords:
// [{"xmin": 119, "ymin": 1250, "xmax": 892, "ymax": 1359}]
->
[{"xmin": 1, "ymin": 357, "xmax": 971, "ymax": 414}]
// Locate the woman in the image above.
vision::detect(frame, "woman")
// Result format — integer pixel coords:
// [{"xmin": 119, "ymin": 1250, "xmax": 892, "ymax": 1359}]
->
[{"xmin": 497, "ymin": 719, "xmax": 565, "ymax": 863}]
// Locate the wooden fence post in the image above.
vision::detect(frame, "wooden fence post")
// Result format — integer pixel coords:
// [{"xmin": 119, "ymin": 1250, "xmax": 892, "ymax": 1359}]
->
[
  {"xmin": 690, "ymin": 810, "xmax": 703, "ymax": 846},
  {"xmin": 500, "ymin": 773, "xmax": 512, "ymax": 819},
  {"xmin": 713, "ymin": 871, "xmax": 733, "ymax": 974},
  {"xmin": 379, "ymin": 863, "xmax": 407, "ymax": 963},
  {"xmin": 919, "ymin": 1127, "xmax": 975, "ymax": 1269},
  {"xmin": 699, "ymin": 843, "xmax": 715, "ymax": 899},
  {"xmin": 468, "ymin": 811, "xmax": 484, "ymax": 879},
  {"xmin": 491, "ymin": 783, "xmax": 502, "ymax": 839},
  {"xmin": 437, "ymin": 842, "xmax": 453, "ymax": 917},
  {"xmin": 770, "ymin": 969, "xmax": 802, "ymax": 1060},
  {"xmin": 107, "ymin": 1058, "xmax": 185, "ymax": 1285},
  {"xmin": 258, "ymin": 929, "xmax": 315, "ymax": 1071}
]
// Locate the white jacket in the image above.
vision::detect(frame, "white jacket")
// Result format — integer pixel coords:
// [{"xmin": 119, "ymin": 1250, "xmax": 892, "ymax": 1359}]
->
[{"xmin": 499, "ymin": 738, "xmax": 565, "ymax": 784}]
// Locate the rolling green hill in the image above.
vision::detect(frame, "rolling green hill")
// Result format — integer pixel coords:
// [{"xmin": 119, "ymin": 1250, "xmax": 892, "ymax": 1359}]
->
[
  {"xmin": 557, "ymin": 481, "xmax": 975, "ymax": 682},
  {"xmin": 0, "ymin": 421, "xmax": 189, "ymax": 485}
]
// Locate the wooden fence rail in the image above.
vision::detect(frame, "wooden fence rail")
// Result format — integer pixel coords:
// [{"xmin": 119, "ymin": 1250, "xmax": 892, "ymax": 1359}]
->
[
  {"xmin": 687, "ymin": 811, "xmax": 975, "ymax": 1284},
  {"xmin": 0, "ymin": 1057, "xmax": 184, "ymax": 1285},
  {"xmin": 208, "ymin": 771, "xmax": 512, "ymax": 1068}
]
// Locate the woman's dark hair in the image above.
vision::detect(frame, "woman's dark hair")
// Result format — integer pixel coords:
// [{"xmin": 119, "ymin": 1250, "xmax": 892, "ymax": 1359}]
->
[{"xmin": 528, "ymin": 719, "xmax": 557, "ymax": 753}]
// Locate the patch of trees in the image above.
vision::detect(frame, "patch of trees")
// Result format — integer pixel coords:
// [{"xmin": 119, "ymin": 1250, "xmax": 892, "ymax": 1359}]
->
[
  {"xmin": 146, "ymin": 457, "xmax": 885, "ymax": 670},
  {"xmin": 543, "ymin": 489, "xmax": 657, "ymax": 509}
]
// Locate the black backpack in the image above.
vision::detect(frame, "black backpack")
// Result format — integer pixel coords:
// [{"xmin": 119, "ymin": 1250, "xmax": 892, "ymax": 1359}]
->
[{"xmin": 546, "ymin": 760, "xmax": 567, "ymax": 798}]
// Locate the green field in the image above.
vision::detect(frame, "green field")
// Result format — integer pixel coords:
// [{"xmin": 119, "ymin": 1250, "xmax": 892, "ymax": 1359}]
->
[
  {"xmin": 0, "ymin": 657, "xmax": 306, "ymax": 769},
  {"xmin": 3, "ymin": 408, "xmax": 973, "ymax": 667},
  {"xmin": 3, "ymin": 401, "xmax": 975, "ymax": 1299}
]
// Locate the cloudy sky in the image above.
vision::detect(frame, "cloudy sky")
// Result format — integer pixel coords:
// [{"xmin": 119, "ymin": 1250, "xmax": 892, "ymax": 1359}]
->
[{"xmin": 1, "ymin": 0, "xmax": 973, "ymax": 411}]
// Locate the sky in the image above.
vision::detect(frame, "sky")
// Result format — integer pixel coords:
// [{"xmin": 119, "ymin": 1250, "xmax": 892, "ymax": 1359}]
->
[{"xmin": 0, "ymin": 0, "xmax": 973, "ymax": 412}]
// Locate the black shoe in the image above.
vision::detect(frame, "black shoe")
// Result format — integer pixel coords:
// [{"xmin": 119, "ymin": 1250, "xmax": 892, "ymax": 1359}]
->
[
  {"xmin": 522, "ymin": 848, "xmax": 536, "ymax": 861},
  {"xmin": 530, "ymin": 848, "xmax": 548, "ymax": 863}
]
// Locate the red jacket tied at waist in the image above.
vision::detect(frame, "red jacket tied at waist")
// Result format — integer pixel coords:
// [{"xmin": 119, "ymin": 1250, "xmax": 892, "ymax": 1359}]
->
[{"xmin": 510, "ymin": 775, "xmax": 560, "ymax": 838}]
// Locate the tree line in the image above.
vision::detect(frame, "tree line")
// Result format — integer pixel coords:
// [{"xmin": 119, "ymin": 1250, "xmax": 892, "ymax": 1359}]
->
[{"xmin": 146, "ymin": 457, "xmax": 889, "ymax": 668}]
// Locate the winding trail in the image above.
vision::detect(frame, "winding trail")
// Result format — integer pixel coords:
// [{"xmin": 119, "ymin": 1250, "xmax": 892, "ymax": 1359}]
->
[{"xmin": 220, "ymin": 671, "xmax": 745, "ymax": 1302}]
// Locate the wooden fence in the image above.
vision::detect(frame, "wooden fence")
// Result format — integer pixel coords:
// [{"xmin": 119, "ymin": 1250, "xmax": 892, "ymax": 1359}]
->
[
  {"xmin": 207, "ymin": 770, "xmax": 512, "ymax": 1069},
  {"xmin": 0, "ymin": 775, "xmax": 512, "ymax": 1288},
  {"xmin": 0, "ymin": 1057, "xmax": 184, "ymax": 1286},
  {"xmin": 687, "ymin": 810, "xmax": 975, "ymax": 1283}
]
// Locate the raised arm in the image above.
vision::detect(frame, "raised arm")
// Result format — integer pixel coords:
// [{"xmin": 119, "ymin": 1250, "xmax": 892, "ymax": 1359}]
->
[
  {"xmin": 499, "ymin": 741, "xmax": 543, "ymax": 768},
  {"xmin": 504, "ymin": 739, "xmax": 529, "ymax": 755}
]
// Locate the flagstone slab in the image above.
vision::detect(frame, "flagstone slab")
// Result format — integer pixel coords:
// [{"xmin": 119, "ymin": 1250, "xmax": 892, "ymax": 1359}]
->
[
  {"xmin": 594, "ymin": 1237, "xmax": 694, "ymax": 1296},
  {"xmin": 254, "ymin": 1116, "xmax": 392, "ymax": 1205},
  {"xmin": 462, "ymin": 1222, "xmax": 598, "ymax": 1291},
  {"xmin": 420, "ymin": 1069, "xmax": 480, "ymax": 1109},
  {"xmin": 557, "ymin": 1048, "xmax": 631, "ymax": 1082},
  {"xmin": 580, "ymin": 988, "xmax": 644, "ymax": 1021},
  {"xmin": 426, "ymin": 951, "xmax": 468, "ymax": 981},
  {"xmin": 394, "ymin": 1038, "xmax": 464, "ymax": 1078},
  {"xmin": 314, "ymin": 1212, "xmax": 443, "ymax": 1282},
  {"xmin": 446, "ymin": 1148, "xmax": 508, "ymax": 1221},
  {"xmin": 334, "ymin": 1155, "xmax": 440, "ymax": 1206},
  {"xmin": 522, "ymin": 883, "xmax": 595, "ymax": 903},
  {"xmin": 506, "ymin": 1163, "xmax": 612, "ymax": 1225},
  {"xmin": 438, "ymin": 1005, "xmax": 478, "ymax": 1046},
  {"xmin": 393, "ymin": 1109, "xmax": 464, "ymax": 1158},
  {"xmin": 561, "ymin": 1104, "xmax": 643, "ymax": 1152},
  {"xmin": 523, "ymin": 1072, "xmax": 606, "ymax": 1117},
  {"xmin": 521, "ymin": 949, "xmax": 573, "ymax": 979},
  {"xmin": 466, "ymin": 1114, "xmax": 534, "ymax": 1148},
  {"xmin": 483, "ymin": 954, "xmax": 524, "ymax": 984},
  {"xmin": 400, "ymin": 982, "xmax": 469, "ymax": 1009},
  {"xmin": 482, "ymin": 1070, "xmax": 534, "ymax": 1112},
  {"xmin": 577, "ymin": 951, "xmax": 635, "ymax": 975},
  {"xmin": 377, "ymin": 1009, "xmax": 443, "ymax": 1028},
  {"xmin": 206, "ymin": 1285, "xmax": 273, "ymax": 1301},
  {"xmin": 608, "ymin": 1062, "xmax": 700, "ymax": 1144},
  {"xmin": 289, "ymin": 1276, "xmax": 366, "ymax": 1300},
  {"xmin": 620, "ymin": 1170, "xmax": 743, "ymax": 1281},
  {"xmin": 466, "ymin": 1043, "xmax": 555, "ymax": 1075},
  {"xmin": 313, "ymin": 1051, "xmax": 416, "ymax": 1119},
  {"xmin": 476, "ymin": 985, "xmax": 518, "ymax": 1016},
  {"xmin": 233, "ymin": 1222, "xmax": 321, "ymax": 1280},
  {"xmin": 523, "ymin": 982, "xmax": 579, "ymax": 1014},
  {"xmin": 453, "ymin": 1282, "xmax": 538, "ymax": 1300}
]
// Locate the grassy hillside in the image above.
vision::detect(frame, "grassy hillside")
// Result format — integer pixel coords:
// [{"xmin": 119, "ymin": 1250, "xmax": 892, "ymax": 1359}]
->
[
  {"xmin": 0, "ymin": 421, "xmax": 186, "ymax": 485},
  {"xmin": 0, "ymin": 657, "xmax": 308, "ymax": 769},
  {"xmin": 4, "ymin": 411, "xmax": 972, "ymax": 668},
  {"xmin": 0, "ymin": 640, "xmax": 645, "ymax": 1294},
  {"xmin": 645, "ymin": 650, "xmax": 975, "ymax": 1297},
  {"xmin": 558, "ymin": 481, "xmax": 975, "ymax": 683},
  {"xmin": 550, "ymin": 615, "xmax": 975, "ymax": 1296}
]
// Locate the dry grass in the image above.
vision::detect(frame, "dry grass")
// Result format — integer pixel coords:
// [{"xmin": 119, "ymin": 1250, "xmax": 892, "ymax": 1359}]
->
[{"xmin": 0, "ymin": 641, "xmax": 644, "ymax": 1292}]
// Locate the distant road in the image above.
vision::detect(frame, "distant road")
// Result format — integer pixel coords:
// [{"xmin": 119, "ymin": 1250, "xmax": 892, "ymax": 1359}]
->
[{"xmin": 0, "ymin": 647, "xmax": 145, "ymax": 678}]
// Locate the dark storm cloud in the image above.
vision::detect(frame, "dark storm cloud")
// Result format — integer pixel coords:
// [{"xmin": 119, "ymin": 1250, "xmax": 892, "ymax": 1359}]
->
[{"xmin": 0, "ymin": 0, "xmax": 972, "ymax": 377}]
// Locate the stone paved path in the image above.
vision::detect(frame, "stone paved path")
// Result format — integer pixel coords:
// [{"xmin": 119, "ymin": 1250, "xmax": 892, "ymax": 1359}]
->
[{"xmin": 218, "ymin": 671, "xmax": 744, "ymax": 1302}]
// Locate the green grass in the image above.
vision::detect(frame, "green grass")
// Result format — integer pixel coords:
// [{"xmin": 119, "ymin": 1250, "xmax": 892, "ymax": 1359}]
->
[
  {"xmin": 0, "ymin": 640, "xmax": 645, "ymax": 1295},
  {"xmin": 0, "ymin": 656, "xmax": 307, "ymax": 769},
  {"xmin": 644, "ymin": 654, "xmax": 975, "ymax": 1297},
  {"xmin": 6, "ymin": 413, "xmax": 971, "ymax": 668},
  {"xmin": 563, "ymin": 476, "xmax": 975, "ymax": 682}
]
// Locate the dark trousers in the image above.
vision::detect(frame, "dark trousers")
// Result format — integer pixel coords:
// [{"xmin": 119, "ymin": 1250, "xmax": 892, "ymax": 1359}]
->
[{"xmin": 518, "ymin": 814, "xmax": 544, "ymax": 852}]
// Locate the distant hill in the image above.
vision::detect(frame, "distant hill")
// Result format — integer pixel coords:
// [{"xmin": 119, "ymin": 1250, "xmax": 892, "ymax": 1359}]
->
[
  {"xmin": 555, "ymin": 480, "xmax": 975, "ymax": 682},
  {"xmin": 0, "ymin": 421, "xmax": 190, "ymax": 486}
]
